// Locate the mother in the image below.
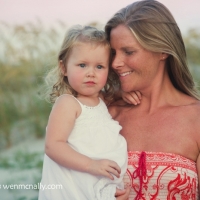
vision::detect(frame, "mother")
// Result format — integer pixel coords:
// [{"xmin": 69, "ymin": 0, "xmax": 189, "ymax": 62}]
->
[{"xmin": 106, "ymin": 0, "xmax": 200, "ymax": 199}]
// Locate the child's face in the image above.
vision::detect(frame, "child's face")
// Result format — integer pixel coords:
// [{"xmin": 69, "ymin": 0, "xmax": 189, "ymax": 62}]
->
[{"xmin": 63, "ymin": 42, "xmax": 110, "ymax": 97}]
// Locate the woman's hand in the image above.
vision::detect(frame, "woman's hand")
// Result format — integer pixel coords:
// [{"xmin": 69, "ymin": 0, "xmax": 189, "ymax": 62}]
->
[
  {"xmin": 115, "ymin": 187, "xmax": 131, "ymax": 200},
  {"xmin": 86, "ymin": 159, "xmax": 121, "ymax": 180},
  {"xmin": 122, "ymin": 91, "xmax": 142, "ymax": 105}
]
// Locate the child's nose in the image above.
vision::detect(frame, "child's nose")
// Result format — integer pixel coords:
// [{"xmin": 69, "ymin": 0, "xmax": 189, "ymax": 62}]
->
[{"xmin": 86, "ymin": 68, "xmax": 95, "ymax": 77}]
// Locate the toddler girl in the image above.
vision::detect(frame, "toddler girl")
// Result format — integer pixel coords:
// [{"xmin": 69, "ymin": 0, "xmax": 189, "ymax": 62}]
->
[{"xmin": 39, "ymin": 25, "xmax": 140, "ymax": 200}]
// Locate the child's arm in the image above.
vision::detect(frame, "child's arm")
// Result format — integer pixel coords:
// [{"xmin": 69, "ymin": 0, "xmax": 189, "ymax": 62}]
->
[
  {"xmin": 45, "ymin": 95, "xmax": 120, "ymax": 180},
  {"xmin": 100, "ymin": 90, "xmax": 142, "ymax": 105},
  {"xmin": 121, "ymin": 90, "xmax": 142, "ymax": 105}
]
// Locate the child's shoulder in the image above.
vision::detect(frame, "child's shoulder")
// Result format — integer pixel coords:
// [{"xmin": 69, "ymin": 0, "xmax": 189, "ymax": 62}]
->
[
  {"xmin": 51, "ymin": 94, "xmax": 82, "ymax": 118},
  {"xmin": 48, "ymin": 94, "xmax": 82, "ymax": 122},
  {"xmin": 56, "ymin": 94, "xmax": 75, "ymax": 102},
  {"xmin": 56, "ymin": 94, "xmax": 75, "ymax": 101},
  {"xmin": 54, "ymin": 94, "xmax": 81, "ymax": 111}
]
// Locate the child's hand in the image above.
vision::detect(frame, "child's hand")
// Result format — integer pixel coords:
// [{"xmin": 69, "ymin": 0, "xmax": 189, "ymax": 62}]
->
[
  {"xmin": 122, "ymin": 91, "xmax": 142, "ymax": 105},
  {"xmin": 115, "ymin": 187, "xmax": 131, "ymax": 200},
  {"xmin": 86, "ymin": 159, "xmax": 121, "ymax": 180}
]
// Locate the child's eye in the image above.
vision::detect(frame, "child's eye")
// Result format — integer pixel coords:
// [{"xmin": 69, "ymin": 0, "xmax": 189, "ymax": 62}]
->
[
  {"xmin": 97, "ymin": 65, "xmax": 103, "ymax": 69},
  {"xmin": 79, "ymin": 63, "xmax": 85, "ymax": 68}
]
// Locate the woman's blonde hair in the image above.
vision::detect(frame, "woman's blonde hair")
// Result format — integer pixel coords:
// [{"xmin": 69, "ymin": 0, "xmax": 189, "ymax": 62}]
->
[
  {"xmin": 45, "ymin": 25, "xmax": 119, "ymax": 103},
  {"xmin": 105, "ymin": 0, "xmax": 200, "ymax": 99}
]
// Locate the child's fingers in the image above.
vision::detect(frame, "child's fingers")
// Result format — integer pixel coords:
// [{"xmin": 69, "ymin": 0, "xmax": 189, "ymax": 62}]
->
[
  {"xmin": 123, "ymin": 97, "xmax": 137, "ymax": 105},
  {"xmin": 129, "ymin": 92, "xmax": 141, "ymax": 104},
  {"xmin": 104, "ymin": 160, "xmax": 121, "ymax": 179},
  {"xmin": 109, "ymin": 161, "xmax": 121, "ymax": 174},
  {"xmin": 135, "ymin": 91, "xmax": 142, "ymax": 99},
  {"xmin": 121, "ymin": 90, "xmax": 142, "ymax": 105},
  {"xmin": 122, "ymin": 94, "xmax": 138, "ymax": 105},
  {"xmin": 115, "ymin": 188, "xmax": 126, "ymax": 197},
  {"xmin": 116, "ymin": 187, "xmax": 131, "ymax": 200},
  {"xmin": 104, "ymin": 171, "xmax": 115, "ymax": 180},
  {"xmin": 121, "ymin": 91, "xmax": 138, "ymax": 105},
  {"xmin": 106, "ymin": 166, "xmax": 120, "ymax": 179}
]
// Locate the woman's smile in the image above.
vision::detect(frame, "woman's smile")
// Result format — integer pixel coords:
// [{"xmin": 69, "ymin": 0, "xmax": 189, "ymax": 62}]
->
[{"xmin": 119, "ymin": 70, "xmax": 134, "ymax": 77}]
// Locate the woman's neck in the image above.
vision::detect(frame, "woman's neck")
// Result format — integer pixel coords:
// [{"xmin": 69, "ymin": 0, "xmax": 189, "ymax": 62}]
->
[{"xmin": 138, "ymin": 72, "xmax": 186, "ymax": 114}]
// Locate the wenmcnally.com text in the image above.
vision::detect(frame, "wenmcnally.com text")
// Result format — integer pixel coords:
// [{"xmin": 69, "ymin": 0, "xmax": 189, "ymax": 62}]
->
[{"xmin": 0, "ymin": 183, "xmax": 63, "ymax": 190}]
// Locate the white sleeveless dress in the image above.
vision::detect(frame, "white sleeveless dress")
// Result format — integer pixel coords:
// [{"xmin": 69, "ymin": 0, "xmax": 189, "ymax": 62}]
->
[{"xmin": 38, "ymin": 95, "xmax": 127, "ymax": 200}]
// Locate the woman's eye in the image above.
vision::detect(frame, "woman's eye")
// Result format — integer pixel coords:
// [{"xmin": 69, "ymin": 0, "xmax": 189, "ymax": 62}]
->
[
  {"xmin": 79, "ymin": 63, "xmax": 85, "ymax": 68},
  {"xmin": 97, "ymin": 65, "xmax": 103, "ymax": 69},
  {"xmin": 125, "ymin": 51, "xmax": 133, "ymax": 55}
]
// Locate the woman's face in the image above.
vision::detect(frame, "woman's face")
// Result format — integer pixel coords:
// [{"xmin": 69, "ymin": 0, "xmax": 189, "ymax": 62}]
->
[{"xmin": 110, "ymin": 24, "xmax": 163, "ymax": 93}]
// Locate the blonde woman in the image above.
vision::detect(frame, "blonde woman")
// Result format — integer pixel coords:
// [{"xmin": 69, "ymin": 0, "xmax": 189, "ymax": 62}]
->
[{"xmin": 106, "ymin": 0, "xmax": 200, "ymax": 199}]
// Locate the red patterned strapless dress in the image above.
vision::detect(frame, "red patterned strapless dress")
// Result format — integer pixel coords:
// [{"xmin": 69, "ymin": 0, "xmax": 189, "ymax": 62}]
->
[{"xmin": 123, "ymin": 151, "xmax": 199, "ymax": 200}]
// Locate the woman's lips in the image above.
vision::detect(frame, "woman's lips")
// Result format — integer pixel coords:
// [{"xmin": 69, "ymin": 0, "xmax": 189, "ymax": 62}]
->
[{"xmin": 119, "ymin": 71, "xmax": 133, "ymax": 77}]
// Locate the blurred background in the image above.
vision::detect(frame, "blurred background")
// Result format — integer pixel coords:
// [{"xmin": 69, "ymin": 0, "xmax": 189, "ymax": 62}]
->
[{"xmin": 0, "ymin": 0, "xmax": 200, "ymax": 199}]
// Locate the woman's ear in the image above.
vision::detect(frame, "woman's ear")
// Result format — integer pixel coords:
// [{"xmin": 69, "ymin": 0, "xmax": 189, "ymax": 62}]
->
[
  {"xmin": 59, "ymin": 60, "xmax": 67, "ymax": 76},
  {"xmin": 161, "ymin": 53, "xmax": 169, "ymax": 60}
]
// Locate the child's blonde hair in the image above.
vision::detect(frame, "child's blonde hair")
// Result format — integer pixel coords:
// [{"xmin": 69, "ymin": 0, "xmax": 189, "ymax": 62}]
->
[{"xmin": 45, "ymin": 25, "xmax": 119, "ymax": 103}]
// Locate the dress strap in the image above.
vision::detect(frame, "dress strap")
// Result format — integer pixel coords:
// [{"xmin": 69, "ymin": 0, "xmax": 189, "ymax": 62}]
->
[
  {"xmin": 56, "ymin": 94, "xmax": 102, "ymax": 109},
  {"xmin": 56, "ymin": 94, "xmax": 83, "ymax": 107}
]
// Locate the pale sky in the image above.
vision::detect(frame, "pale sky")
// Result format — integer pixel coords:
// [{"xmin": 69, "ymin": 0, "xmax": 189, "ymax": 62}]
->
[{"xmin": 0, "ymin": 0, "xmax": 200, "ymax": 34}]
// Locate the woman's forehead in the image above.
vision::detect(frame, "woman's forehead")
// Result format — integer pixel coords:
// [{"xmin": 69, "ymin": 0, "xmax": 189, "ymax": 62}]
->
[{"xmin": 110, "ymin": 25, "xmax": 139, "ymax": 48}]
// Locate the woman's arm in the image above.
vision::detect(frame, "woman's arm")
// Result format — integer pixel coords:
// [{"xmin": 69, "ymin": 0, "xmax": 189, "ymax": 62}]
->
[{"xmin": 45, "ymin": 95, "xmax": 121, "ymax": 179}]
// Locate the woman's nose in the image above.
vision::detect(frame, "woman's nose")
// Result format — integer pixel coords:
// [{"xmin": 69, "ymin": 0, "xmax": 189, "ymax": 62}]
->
[{"xmin": 112, "ymin": 54, "xmax": 124, "ymax": 70}]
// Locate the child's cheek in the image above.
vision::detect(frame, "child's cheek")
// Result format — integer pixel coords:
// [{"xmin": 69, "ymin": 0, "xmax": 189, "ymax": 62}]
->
[{"xmin": 101, "ymin": 71, "xmax": 109, "ymax": 86}]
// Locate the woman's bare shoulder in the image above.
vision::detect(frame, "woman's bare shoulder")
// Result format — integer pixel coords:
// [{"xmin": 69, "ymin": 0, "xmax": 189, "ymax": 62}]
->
[
  {"xmin": 183, "ymin": 99, "xmax": 200, "ymax": 125},
  {"xmin": 185, "ymin": 97, "xmax": 200, "ymax": 109},
  {"xmin": 191, "ymin": 100, "xmax": 200, "ymax": 115},
  {"xmin": 178, "ymin": 93, "xmax": 200, "ymax": 110},
  {"xmin": 190, "ymin": 100, "xmax": 200, "ymax": 146}
]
